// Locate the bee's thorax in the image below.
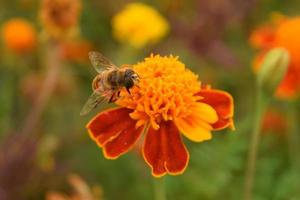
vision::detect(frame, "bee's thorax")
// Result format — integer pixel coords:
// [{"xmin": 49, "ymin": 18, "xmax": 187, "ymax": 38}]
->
[{"xmin": 107, "ymin": 70, "xmax": 125, "ymax": 88}]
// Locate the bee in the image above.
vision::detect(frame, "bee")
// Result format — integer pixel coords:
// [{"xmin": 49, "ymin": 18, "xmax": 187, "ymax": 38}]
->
[{"xmin": 80, "ymin": 51, "xmax": 140, "ymax": 116}]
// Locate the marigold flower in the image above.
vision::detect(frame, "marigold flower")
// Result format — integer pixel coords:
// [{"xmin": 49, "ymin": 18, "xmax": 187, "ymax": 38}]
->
[
  {"xmin": 86, "ymin": 55, "xmax": 234, "ymax": 177},
  {"xmin": 112, "ymin": 3, "xmax": 169, "ymax": 48},
  {"xmin": 250, "ymin": 15, "xmax": 300, "ymax": 99},
  {"xmin": 39, "ymin": 0, "xmax": 81, "ymax": 40},
  {"xmin": 2, "ymin": 18, "xmax": 37, "ymax": 54}
]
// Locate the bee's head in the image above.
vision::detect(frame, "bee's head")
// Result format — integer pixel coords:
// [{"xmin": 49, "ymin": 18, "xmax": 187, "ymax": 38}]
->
[{"xmin": 124, "ymin": 69, "xmax": 139, "ymax": 91}]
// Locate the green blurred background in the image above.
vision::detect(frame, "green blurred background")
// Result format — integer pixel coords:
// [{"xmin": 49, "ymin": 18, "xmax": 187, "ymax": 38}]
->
[{"xmin": 0, "ymin": 0, "xmax": 300, "ymax": 199}]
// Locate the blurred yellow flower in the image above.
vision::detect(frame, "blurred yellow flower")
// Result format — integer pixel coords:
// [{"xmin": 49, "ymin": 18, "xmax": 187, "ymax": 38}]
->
[
  {"xmin": 2, "ymin": 18, "xmax": 37, "ymax": 54},
  {"xmin": 112, "ymin": 3, "xmax": 169, "ymax": 48},
  {"xmin": 39, "ymin": 0, "xmax": 82, "ymax": 41}
]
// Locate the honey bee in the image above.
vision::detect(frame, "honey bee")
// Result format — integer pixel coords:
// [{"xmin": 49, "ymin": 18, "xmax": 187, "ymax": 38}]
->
[{"xmin": 80, "ymin": 51, "xmax": 140, "ymax": 116}]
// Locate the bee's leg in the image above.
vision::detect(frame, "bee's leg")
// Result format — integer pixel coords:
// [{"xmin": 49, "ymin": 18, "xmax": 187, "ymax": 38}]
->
[
  {"xmin": 108, "ymin": 93, "xmax": 116, "ymax": 103},
  {"xmin": 117, "ymin": 91, "xmax": 120, "ymax": 97},
  {"xmin": 126, "ymin": 87, "xmax": 131, "ymax": 94}
]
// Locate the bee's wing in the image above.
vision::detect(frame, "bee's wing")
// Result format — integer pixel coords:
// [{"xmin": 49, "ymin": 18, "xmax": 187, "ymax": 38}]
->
[
  {"xmin": 80, "ymin": 91, "xmax": 106, "ymax": 116},
  {"xmin": 89, "ymin": 51, "xmax": 118, "ymax": 73}
]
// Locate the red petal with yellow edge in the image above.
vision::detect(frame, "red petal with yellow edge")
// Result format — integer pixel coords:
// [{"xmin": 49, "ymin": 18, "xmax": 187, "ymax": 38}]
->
[
  {"xmin": 103, "ymin": 123, "xmax": 144, "ymax": 159},
  {"xmin": 197, "ymin": 89, "xmax": 234, "ymax": 130},
  {"xmin": 86, "ymin": 108, "xmax": 133, "ymax": 146},
  {"xmin": 143, "ymin": 121, "xmax": 189, "ymax": 177}
]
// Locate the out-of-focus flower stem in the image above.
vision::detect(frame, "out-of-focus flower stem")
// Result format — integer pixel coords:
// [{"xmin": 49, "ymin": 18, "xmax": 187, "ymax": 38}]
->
[
  {"xmin": 11, "ymin": 63, "xmax": 21, "ymax": 128},
  {"xmin": 20, "ymin": 40, "xmax": 61, "ymax": 136},
  {"xmin": 244, "ymin": 48, "xmax": 289, "ymax": 200},
  {"xmin": 153, "ymin": 178, "xmax": 166, "ymax": 200},
  {"xmin": 244, "ymin": 87, "xmax": 268, "ymax": 200},
  {"xmin": 287, "ymin": 102, "xmax": 300, "ymax": 169}
]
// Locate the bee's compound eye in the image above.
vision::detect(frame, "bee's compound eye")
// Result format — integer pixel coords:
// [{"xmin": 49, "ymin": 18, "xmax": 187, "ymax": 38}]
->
[{"xmin": 131, "ymin": 74, "xmax": 138, "ymax": 79}]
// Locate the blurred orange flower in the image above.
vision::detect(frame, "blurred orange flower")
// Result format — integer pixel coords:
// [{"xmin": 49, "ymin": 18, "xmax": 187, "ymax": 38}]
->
[
  {"xmin": 86, "ymin": 55, "xmax": 234, "ymax": 177},
  {"xmin": 39, "ymin": 0, "xmax": 81, "ymax": 40},
  {"xmin": 261, "ymin": 108, "xmax": 287, "ymax": 135},
  {"xmin": 2, "ymin": 18, "xmax": 37, "ymax": 54},
  {"xmin": 61, "ymin": 40, "xmax": 93, "ymax": 63},
  {"xmin": 250, "ymin": 15, "xmax": 300, "ymax": 99}
]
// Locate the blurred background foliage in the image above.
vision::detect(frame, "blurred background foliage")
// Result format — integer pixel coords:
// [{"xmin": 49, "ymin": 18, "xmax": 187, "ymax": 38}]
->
[{"xmin": 0, "ymin": 0, "xmax": 300, "ymax": 199}]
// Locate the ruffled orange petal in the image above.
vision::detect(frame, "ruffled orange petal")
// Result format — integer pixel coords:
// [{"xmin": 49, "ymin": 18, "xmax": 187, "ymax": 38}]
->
[
  {"xmin": 87, "ymin": 107, "xmax": 143, "ymax": 159},
  {"xmin": 143, "ymin": 121, "xmax": 189, "ymax": 177},
  {"xmin": 197, "ymin": 88, "xmax": 234, "ymax": 130}
]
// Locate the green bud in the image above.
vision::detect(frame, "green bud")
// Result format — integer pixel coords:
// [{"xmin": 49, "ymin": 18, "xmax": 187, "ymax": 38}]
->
[{"xmin": 256, "ymin": 48, "xmax": 290, "ymax": 95}]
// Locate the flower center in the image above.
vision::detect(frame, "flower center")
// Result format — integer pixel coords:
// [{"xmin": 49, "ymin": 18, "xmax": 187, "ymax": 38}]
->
[{"xmin": 116, "ymin": 55, "xmax": 202, "ymax": 130}]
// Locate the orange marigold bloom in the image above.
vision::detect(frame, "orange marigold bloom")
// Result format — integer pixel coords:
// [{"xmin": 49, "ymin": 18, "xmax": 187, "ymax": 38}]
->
[
  {"xmin": 250, "ymin": 15, "xmax": 300, "ymax": 99},
  {"xmin": 39, "ymin": 0, "xmax": 81, "ymax": 40},
  {"xmin": 2, "ymin": 18, "xmax": 37, "ymax": 54},
  {"xmin": 86, "ymin": 55, "xmax": 234, "ymax": 177}
]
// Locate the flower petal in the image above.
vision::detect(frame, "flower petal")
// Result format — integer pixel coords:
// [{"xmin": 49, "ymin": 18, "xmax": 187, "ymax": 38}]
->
[
  {"xmin": 197, "ymin": 89, "xmax": 234, "ymax": 130},
  {"xmin": 275, "ymin": 66, "xmax": 300, "ymax": 99},
  {"xmin": 191, "ymin": 103, "xmax": 218, "ymax": 123},
  {"xmin": 103, "ymin": 123, "xmax": 144, "ymax": 159},
  {"xmin": 87, "ymin": 107, "xmax": 144, "ymax": 159},
  {"xmin": 249, "ymin": 25, "xmax": 276, "ymax": 49},
  {"xmin": 174, "ymin": 103, "xmax": 217, "ymax": 142},
  {"xmin": 86, "ymin": 108, "xmax": 133, "ymax": 146},
  {"xmin": 175, "ymin": 117, "xmax": 212, "ymax": 142},
  {"xmin": 143, "ymin": 121, "xmax": 189, "ymax": 177}
]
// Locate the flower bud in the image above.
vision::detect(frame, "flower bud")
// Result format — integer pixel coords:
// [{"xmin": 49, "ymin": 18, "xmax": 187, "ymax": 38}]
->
[{"xmin": 256, "ymin": 48, "xmax": 290, "ymax": 95}]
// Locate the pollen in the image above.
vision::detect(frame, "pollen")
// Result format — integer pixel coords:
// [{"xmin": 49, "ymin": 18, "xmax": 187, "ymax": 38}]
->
[{"xmin": 116, "ymin": 55, "xmax": 202, "ymax": 130}]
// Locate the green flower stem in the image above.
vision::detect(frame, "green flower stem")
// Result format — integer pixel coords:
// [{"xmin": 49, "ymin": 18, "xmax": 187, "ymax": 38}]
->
[
  {"xmin": 244, "ymin": 88, "xmax": 268, "ymax": 200},
  {"xmin": 153, "ymin": 177, "xmax": 167, "ymax": 200},
  {"xmin": 10, "ymin": 63, "xmax": 21, "ymax": 128},
  {"xmin": 5, "ymin": 53, "xmax": 22, "ymax": 130},
  {"xmin": 287, "ymin": 102, "xmax": 300, "ymax": 169}
]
